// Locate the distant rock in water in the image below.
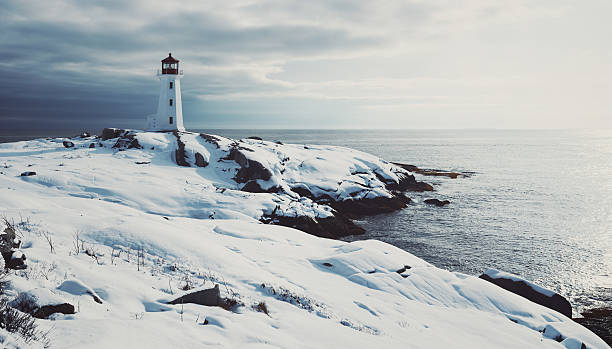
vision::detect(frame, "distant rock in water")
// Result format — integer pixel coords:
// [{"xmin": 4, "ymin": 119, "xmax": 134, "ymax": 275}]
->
[
  {"xmin": 479, "ymin": 269, "xmax": 572, "ymax": 318},
  {"xmin": 424, "ymin": 198, "xmax": 450, "ymax": 207},
  {"xmin": 247, "ymin": 136, "xmax": 263, "ymax": 140}
]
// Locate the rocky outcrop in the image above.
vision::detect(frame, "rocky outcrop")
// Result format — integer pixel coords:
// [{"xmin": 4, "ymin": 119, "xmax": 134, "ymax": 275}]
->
[
  {"xmin": 101, "ymin": 128, "xmax": 125, "ymax": 140},
  {"xmin": 172, "ymin": 132, "xmax": 190, "ymax": 167},
  {"xmin": 62, "ymin": 140, "xmax": 75, "ymax": 148},
  {"xmin": 424, "ymin": 199, "xmax": 450, "ymax": 207},
  {"xmin": 262, "ymin": 213, "xmax": 365, "ymax": 239},
  {"xmin": 330, "ymin": 195, "xmax": 411, "ymax": 219},
  {"xmin": 393, "ymin": 162, "xmax": 470, "ymax": 179},
  {"xmin": 225, "ymin": 147, "xmax": 272, "ymax": 183},
  {"xmin": 479, "ymin": 270, "xmax": 572, "ymax": 318},
  {"xmin": 112, "ymin": 133, "xmax": 141, "ymax": 150},
  {"xmin": 20, "ymin": 171, "xmax": 36, "ymax": 177}
]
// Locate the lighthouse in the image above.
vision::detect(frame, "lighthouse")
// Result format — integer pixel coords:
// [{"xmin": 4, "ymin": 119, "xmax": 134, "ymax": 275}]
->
[{"xmin": 146, "ymin": 53, "xmax": 185, "ymax": 132}]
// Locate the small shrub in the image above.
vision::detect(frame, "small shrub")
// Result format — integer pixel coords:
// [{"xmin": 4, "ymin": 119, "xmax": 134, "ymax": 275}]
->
[
  {"xmin": 9, "ymin": 293, "xmax": 38, "ymax": 315},
  {"xmin": 0, "ymin": 299, "xmax": 49, "ymax": 345},
  {"xmin": 253, "ymin": 301, "xmax": 269, "ymax": 316}
]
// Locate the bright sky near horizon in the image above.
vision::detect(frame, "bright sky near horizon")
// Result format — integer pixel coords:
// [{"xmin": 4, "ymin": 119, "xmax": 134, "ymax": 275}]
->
[{"xmin": 1, "ymin": 0, "xmax": 611, "ymax": 131}]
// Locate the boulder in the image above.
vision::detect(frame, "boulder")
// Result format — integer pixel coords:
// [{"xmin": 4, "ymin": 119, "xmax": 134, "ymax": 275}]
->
[
  {"xmin": 168, "ymin": 284, "xmax": 220, "ymax": 307},
  {"xmin": 62, "ymin": 140, "xmax": 75, "ymax": 148},
  {"xmin": 10, "ymin": 288, "xmax": 75, "ymax": 319},
  {"xmin": 195, "ymin": 152, "xmax": 208, "ymax": 167},
  {"xmin": 20, "ymin": 171, "xmax": 36, "ymax": 177},
  {"xmin": 424, "ymin": 199, "xmax": 450, "ymax": 207},
  {"xmin": 101, "ymin": 128, "xmax": 125, "ymax": 140},
  {"xmin": 89, "ymin": 143, "xmax": 96, "ymax": 148},
  {"xmin": 479, "ymin": 269, "xmax": 572, "ymax": 318},
  {"xmin": 3, "ymin": 250, "xmax": 26, "ymax": 269}
]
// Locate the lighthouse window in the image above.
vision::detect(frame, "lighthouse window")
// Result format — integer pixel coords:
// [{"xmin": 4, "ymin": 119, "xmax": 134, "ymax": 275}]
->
[
  {"xmin": 169, "ymin": 117, "xmax": 174, "ymax": 125},
  {"xmin": 169, "ymin": 82, "xmax": 173, "ymax": 89},
  {"xmin": 169, "ymin": 99, "xmax": 173, "ymax": 106}
]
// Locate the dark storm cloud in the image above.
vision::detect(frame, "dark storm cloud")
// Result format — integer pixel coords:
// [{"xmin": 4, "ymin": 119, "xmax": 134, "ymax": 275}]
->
[{"xmin": 0, "ymin": 0, "xmax": 395, "ymax": 132}]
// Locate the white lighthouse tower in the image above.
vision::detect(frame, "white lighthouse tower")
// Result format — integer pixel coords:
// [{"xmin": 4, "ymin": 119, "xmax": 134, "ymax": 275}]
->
[{"xmin": 146, "ymin": 53, "xmax": 185, "ymax": 132}]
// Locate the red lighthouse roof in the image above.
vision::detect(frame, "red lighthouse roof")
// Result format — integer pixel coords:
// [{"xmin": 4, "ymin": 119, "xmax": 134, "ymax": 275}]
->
[{"xmin": 162, "ymin": 53, "xmax": 179, "ymax": 63}]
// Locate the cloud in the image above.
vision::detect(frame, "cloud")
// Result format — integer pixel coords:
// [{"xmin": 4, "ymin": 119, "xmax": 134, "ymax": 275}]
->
[{"xmin": 0, "ymin": 0, "xmax": 610, "ymax": 131}]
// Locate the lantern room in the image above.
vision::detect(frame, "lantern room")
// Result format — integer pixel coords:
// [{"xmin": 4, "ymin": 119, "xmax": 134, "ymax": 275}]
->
[{"xmin": 161, "ymin": 53, "xmax": 179, "ymax": 74}]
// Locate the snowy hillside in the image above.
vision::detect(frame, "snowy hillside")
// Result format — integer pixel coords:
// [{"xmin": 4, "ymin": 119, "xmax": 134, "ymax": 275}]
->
[{"xmin": 0, "ymin": 131, "xmax": 608, "ymax": 348}]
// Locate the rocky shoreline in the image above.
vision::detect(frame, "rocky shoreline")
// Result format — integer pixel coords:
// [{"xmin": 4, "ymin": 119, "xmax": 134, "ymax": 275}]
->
[{"xmin": 102, "ymin": 128, "xmax": 456, "ymax": 239}]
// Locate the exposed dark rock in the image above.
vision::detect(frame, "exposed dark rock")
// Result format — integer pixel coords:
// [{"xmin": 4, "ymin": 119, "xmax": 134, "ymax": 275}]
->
[
  {"xmin": 225, "ymin": 148, "xmax": 272, "ymax": 183},
  {"xmin": 9, "ymin": 291, "xmax": 75, "ymax": 319},
  {"xmin": 20, "ymin": 171, "xmax": 36, "ymax": 177},
  {"xmin": 3, "ymin": 250, "xmax": 26, "ymax": 269},
  {"xmin": 0, "ymin": 227, "xmax": 17, "ymax": 254},
  {"xmin": 62, "ymin": 141, "xmax": 75, "ymax": 148},
  {"xmin": 195, "ymin": 152, "xmax": 208, "ymax": 167},
  {"xmin": 101, "ymin": 128, "xmax": 125, "ymax": 140},
  {"xmin": 574, "ymin": 307, "xmax": 612, "ymax": 346},
  {"xmin": 172, "ymin": 131, "xmax": 190, "ymax": 167},
  {"xmin": 479, "ymin": 272, "xmax": 572, "ymax": 318},
  {"xmin": 33, "ymin": 303, "xmax": 75, "ymax": 319},
  {"xmin": 200, "ymin": 134, "xmax": 221, "ymax": 148},
  {"xmin": 424, "ymin": 198, "xmax": 450, "ymax": 207},
  {"xmin": 112, "ymin": 134, "xmax": 142, "ymax": 150},
  {"xmin": 322, "ymin": 262, "xmax": 333, "ymax": 267},
  {"xmin": 247, "ymin": 136, "xmax": 263, "ymax": 140},
  {"xmin": 330, "ymin": 195, "xmax": 412, "ymax": 219},
  {"xmin": 396, "ymin": 265, "xmax": 412, "ymax": 274},
  {"xmin": 89, "ymin": 143, "xmax": 96, "ymax": 148},
  {"xmin": 394, "ymin": 173, "xmax": 433, "ymax": 192},
  {"xmin": 393, "ymin": 162, "xmax": 470, "ymax": 179},
  {"xmin": 262, "ymin": 214, "xmax": 365, "ymax": 239},
  {"xmin": 168, "ymin": 284, "xmax": 220, "ymax": 307},
  {"xmin": 135, "ymin": 161, "xmax": 150, "ymax": 165},
  {"xmin": 241, "ymin": 180, "xmax": 280, "ymax": 193}
]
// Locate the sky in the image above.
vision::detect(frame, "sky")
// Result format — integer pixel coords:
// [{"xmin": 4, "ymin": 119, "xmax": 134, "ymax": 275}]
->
[{"xmin": 1, "ymin": 0, "xmax": 611, "ymax": 132}]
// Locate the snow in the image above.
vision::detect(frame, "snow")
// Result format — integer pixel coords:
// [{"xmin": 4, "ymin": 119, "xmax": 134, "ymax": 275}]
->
[{"xmin": 0, "ymin": 132, "xmax": 608, "ymax": 348}]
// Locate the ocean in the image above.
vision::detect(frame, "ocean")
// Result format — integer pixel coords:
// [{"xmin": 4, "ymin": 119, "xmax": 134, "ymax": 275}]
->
[{"xmin": 3, "ymin": 129, "xmax": 611, "ymax": 314}]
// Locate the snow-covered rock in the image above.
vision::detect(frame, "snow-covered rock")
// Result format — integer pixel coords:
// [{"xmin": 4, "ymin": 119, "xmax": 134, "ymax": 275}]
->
[{"xmin": 480, "ymin": 269, "xmax": 573, "ymax": 318}]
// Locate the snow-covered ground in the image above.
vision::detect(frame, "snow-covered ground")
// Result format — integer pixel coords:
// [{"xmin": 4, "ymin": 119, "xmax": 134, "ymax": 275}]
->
[{"xmin": 0, "ymin": 132, "xmax": 608, "ymax": 348}]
